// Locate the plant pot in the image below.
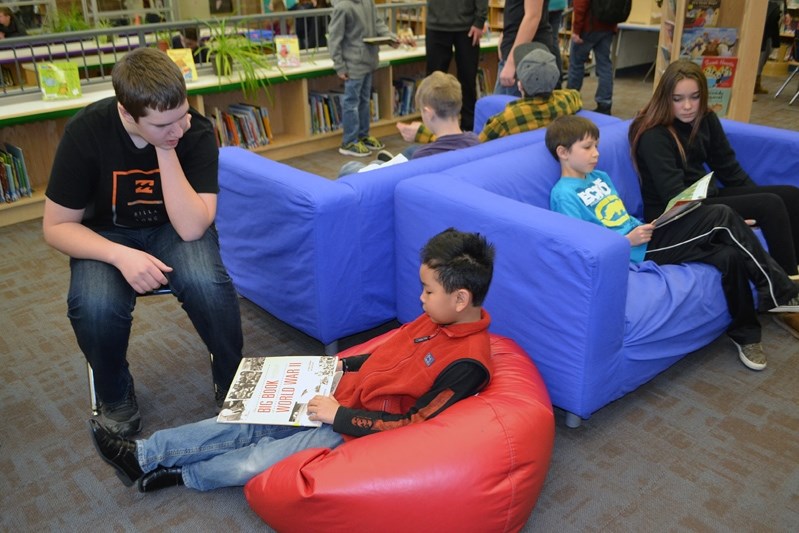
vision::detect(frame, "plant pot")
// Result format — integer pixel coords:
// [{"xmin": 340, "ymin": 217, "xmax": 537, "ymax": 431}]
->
[{"xmin": 210, "ymin": 53, "xmax": 234, "ymax": 77}]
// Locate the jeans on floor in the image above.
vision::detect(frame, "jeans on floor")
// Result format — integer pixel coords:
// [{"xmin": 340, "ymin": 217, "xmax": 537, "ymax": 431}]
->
[
  {"xmin": 137, "ymin": 417, "xmax": 344, "ymax": 490},
  {"xmin": 341, "ymin": 73, "xmax": 373, "ymax": 145},
  {"xmin": 567, "ymin": 31, "xmax": 614, "ymax": 106},
  {"xmin": 68, "ymin": 224, "xmax": 243, "ymax": 404}
]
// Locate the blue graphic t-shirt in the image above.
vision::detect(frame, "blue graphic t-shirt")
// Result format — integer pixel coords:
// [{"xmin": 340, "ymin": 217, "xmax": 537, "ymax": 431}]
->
[{"xmin": 550, "ymin": 170, "xmax": 646, "ymax": 263}]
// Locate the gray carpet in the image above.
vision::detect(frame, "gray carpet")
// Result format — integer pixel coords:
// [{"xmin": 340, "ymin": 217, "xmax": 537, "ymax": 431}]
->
[
  {"xmin": 4, "ymin": 69, "xmax": 799, "ymax": 529},
  {"xmin": 2, "ymin": 216, "xmax": 798, "ymax": 531}
]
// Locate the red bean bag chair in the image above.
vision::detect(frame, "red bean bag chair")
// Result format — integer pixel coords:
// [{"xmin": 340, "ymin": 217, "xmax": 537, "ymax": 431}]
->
[{"xmin": 244, "ymin": 332, "xmax": 555, "ymax": 532}]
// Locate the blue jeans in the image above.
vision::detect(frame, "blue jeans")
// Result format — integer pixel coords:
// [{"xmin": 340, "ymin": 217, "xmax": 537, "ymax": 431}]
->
[
  {"xmin": 493, "ymin": 58, "xmax": 522, "ymax": 97},
  {"xmin": 567, "ymin": 31, "xmax": 614, "ymax": 106},
  {"xmin": 68, "ymin": 224, "xmax": 243, "ymax": 404},
  {"xmin": 137, "ymin": 418, "xmax": 344, "ymax": 490},
  {"xmin": 548, "ymin": 10, "xmax": 564, "ymax": 86},
  {"xmin": 341, "ymin": 73, "xmax": 373, "ymax": 145}
]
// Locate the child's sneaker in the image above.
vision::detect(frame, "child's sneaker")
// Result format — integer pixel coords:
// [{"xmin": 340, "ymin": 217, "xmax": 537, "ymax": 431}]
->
[
  {"xmin": 376, "ymin": 149, "xmax": 394, "ymax": 162},
  {"xmin": 731, "ymin": 339, "xmax": 767, "ymax": 371},
  {"xmin": 339, "ymin": 141, "xmax": 370, "ymax": 157},
  {"xmin": 360, "ymin": 136, "xmax": 385, "ymax": 150}
]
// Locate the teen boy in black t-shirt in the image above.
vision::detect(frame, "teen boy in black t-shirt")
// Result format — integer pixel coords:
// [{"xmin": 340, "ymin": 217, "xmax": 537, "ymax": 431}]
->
[{"xmin": 43, "ymin": 48, "xmax": 243, "ymax": 437}]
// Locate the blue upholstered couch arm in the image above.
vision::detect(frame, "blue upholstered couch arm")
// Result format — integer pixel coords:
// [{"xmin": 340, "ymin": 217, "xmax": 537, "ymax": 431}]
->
[
  {"xmin": 394, "ymin": 176, "xmax": 632, "ymax": 416},
  {"xmin": 216, "ymin": 147, "xmax": 364, "ymax": 344},
  {"xmin": 721, "ymin": 119, "xmax": 799, "ymax": 187}
]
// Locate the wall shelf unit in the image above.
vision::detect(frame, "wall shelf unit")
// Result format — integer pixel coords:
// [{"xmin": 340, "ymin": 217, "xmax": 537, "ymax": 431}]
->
[
  {"xmin": 655, "ymin": 0, "xmax": 766, "ymax": 122},
  {"xmin": 0, "ymin": 40, "xmax": 499, "ymax": 227}
]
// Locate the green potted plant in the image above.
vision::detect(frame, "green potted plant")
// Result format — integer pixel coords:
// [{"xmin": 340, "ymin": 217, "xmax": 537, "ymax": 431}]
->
[
  {"xmin": 154, "ymin": 29, "xmax": 176, "ymax": 51},
  {"xmin": 198, "ymin": 18, "xmax": 281, "ymax": 99},
  {"xmin": 43, "ymin": 3, "xmax": 92, "ymax": 33}
]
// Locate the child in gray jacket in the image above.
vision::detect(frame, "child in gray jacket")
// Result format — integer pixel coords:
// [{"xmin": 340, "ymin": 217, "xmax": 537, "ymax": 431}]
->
[{"xmin": 328, "ymin": 0, "xmax": 406, "ymax": 156}]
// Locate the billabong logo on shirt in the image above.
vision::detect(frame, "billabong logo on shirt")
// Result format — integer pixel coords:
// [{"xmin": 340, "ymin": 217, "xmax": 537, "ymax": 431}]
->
[{"xmin": 424, "ymin": 353, "xmax": 435, "ymax": 367}]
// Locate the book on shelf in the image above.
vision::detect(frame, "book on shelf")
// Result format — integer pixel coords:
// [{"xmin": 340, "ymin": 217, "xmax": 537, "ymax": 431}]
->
[
  {"xmin": 0, "ymin": 160, "xmax": 11, "ymax": 202},
  {"xmin": 217, "ymin": 355, "xmax": 340, "ymax": 427},
  {"xmin": 208, "ymin": 103, "xmax": 273, "ymax": 149},
  {"xmin": 680, "ymin": 27, "xmax": 738, "ymax": 59},
  {"xmin": 707, "ymin": 87, "xmax": 731, "ymax": 117},
  {"xmin": 37, "ymin": 61, "xmax": 82, "ymax": 100},
  {"xmin": 275, "ymin": 35, "xmax": 301, "ymax": 68},
  {"xmin": 166, "ymin": 48, "xmax": 198, "ymax": 82},
  {"xmin": 653, "ymin": 172, "xmax": 713, "ymax": 228},
  {"xmin": 660, "ymin": 45, "xmax": 672, "ymax": 63},
  {"xmin": 393, "ymin": 77, "xmax": 420, "ymax": 116},
  {"xmin": 662, "ymin": 19, "xmax": 674, "ymax": 48},
  {"xmin": 0, "ymin": 143, "xmax": 32, "ymax": 202},
  {"xmin": 684, "ymin": 0, "xmax": 720, "ymax": 28},
  {"xmin": 476, "ymin": 67, "xmax": 491, "ymax": 99},
  {"xmin": 370, "ymin": 89, "xmax": 379, "ymax": 122},
  {"xmin": 701, "ymin": 56, "xmax": 737, "ymax": 88}
]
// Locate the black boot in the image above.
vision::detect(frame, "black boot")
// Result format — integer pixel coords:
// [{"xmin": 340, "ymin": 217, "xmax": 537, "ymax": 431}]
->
[
  {"xmin": 89, "ymin": 419, "xmax": 143, "ymax": 486},
  {"xmin": 595, "ymin": 102, "xmax": 612, "ymax": 115},
  {"xmin": 138, "ymin": 467, "xmax": 185, "ymax": 493}
]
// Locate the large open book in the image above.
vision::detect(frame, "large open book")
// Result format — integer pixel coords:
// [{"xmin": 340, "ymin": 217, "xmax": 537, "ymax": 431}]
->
[
  {"xmin": 653, "ymin": 172, "xmax": 713, "ymax": 228},
  {"xmin": 217, "ymin": 355, "xmax": 340, "ymax": 427}
]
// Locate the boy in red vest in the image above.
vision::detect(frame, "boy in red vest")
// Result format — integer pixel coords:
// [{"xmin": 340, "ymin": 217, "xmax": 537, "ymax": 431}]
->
[{"xmin": 89, "ymin": 228, "xmax": 496, "ymax": 492}]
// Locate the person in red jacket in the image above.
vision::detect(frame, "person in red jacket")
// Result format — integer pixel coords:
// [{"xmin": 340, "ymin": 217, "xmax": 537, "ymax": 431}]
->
[
  {"xmin": 567, "ymin": 0, "xmax": 617, "ymax": 115},
  {"xmin": 88, "ymin": 227, "xmax": 496, "ymax": 492}
]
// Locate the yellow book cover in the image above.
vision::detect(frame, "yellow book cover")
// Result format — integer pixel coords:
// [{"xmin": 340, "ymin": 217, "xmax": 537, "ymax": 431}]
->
[
  {"xmin": 167, "ymin": 48, "xmax": 198, "ymax": 82},
  {"xmin": 274, "ymin": 35, "xmax": 301, "ymax": 68},
  {"xmin": 38, "ymin": 61, "xmax": 82, "ymax": 100}
]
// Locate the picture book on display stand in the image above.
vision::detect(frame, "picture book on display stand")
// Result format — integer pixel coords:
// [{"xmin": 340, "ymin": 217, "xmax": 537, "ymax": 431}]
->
[
  {"xmin": 680, "ymin": 27, "xmax": 738, "ymax": 59},
  {"xmin": 684, "ymin": 0, "xmax": 721, "ymax": 28},
  {"xmin": 701, "ymin": 56, "xmax": 737, "ymax": 88}
]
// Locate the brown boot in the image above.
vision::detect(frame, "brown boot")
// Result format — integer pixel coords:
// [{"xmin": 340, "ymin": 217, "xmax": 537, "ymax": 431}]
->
[{"xmin": 754, "ymin": 75, "xmax": 768, "ymax": 95}]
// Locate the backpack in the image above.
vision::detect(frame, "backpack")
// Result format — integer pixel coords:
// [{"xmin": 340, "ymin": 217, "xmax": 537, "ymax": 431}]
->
[{"xmin": 590, "ymin": 0, "xmax": 632, "ymax": 25}]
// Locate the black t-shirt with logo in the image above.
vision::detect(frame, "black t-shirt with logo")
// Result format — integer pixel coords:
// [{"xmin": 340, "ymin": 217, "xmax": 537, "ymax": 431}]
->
[{"xmin": 46, "ymin": 96, "xmax": 218, "ymax": 230}]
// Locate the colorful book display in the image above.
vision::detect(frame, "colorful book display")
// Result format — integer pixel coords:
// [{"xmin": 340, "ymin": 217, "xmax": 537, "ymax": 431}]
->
[
  {"xmin": 166, "ymin": 48, "xmax": 198, "ymax": 82},
  {"xmin": 701, "ymin": 56, "xmax": 737, "ymax": 88},
  {"xmin": 680, "ymin": 27, "xmax": 738, "ymax": 59},
  {"xmin": 707, "ymin": 87, "xmax": 732, "ymax": 116},
  {"xmin": 37, "ymin": 61, "xmax": 82, "ymax": 100},
  {"xmin": 208, "ymin": 103, "xmax": 273, "ymax": 148},
  {"xmin": 0, "ymin": 143, "xmax": 32, "ymax": 203},
  {"xmin": 274, "ymin": 35, "xmax": 301, "ymax": 68},
  {"xmin": 684, "ymin": 0, "xmax": 721, "ymax": 28}
]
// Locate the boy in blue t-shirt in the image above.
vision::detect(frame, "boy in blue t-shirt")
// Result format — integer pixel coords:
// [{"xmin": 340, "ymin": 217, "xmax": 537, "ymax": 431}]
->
[{"xmin": 545, "ymin": 115, "xmax": 799, "ymax": 370}]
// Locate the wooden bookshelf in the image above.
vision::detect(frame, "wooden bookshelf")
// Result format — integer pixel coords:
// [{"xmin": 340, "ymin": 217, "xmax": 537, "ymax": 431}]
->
[
  {"xmin": 655, "ymin": 0, "xmax": 766, "ymax": 122},
  {"xmin": 0, "ymin": 39, "xmax": 499, "ymax": 227},
  {"xmin": 488, "ymin": 0, "xmax": 505, "ymax": 32}
]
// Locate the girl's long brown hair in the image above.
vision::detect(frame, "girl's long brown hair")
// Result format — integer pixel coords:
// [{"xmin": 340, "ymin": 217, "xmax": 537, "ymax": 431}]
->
[{"xmin": 628, "ymin": 60, "xmax": 709, "ymax": 173}]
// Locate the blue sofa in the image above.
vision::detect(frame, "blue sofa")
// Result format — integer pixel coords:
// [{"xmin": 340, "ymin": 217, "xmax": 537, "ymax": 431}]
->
[
  {"xmin": 215, "ymin": 107, "xmax": 618, "ymax": 350},
  {"xmin": 393, "ymin": 118, "xmax": 799, "ymax": 427},
  {"xmin": 216, "ymin": 127, "xmax": 555, "ymax": 351}
]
